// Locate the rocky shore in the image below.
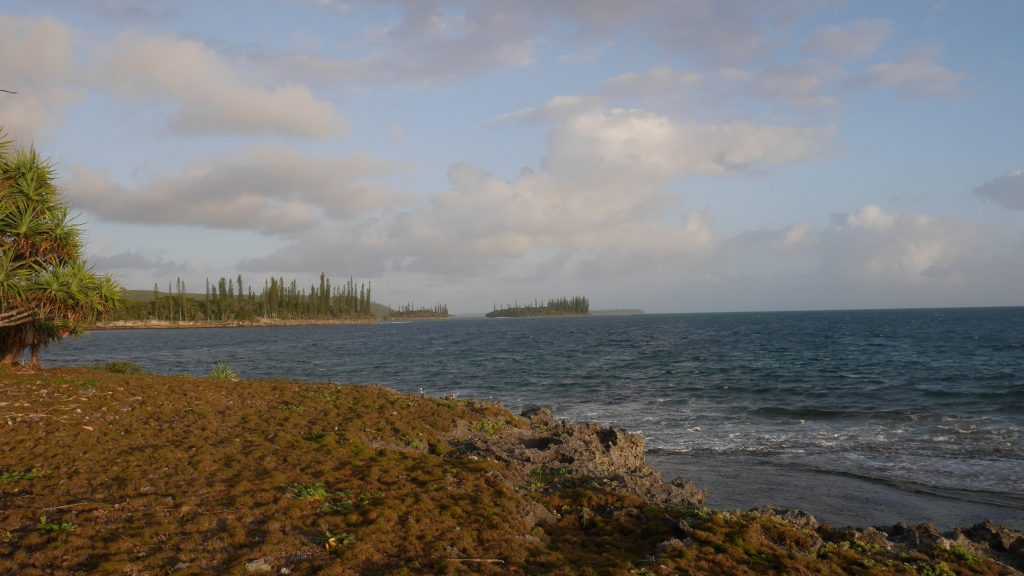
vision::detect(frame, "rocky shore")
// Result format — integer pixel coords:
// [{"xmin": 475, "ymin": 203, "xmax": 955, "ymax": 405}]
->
[{"xmin": 1, "ymin": 367, "xmax": 1021, "ymax": 574}]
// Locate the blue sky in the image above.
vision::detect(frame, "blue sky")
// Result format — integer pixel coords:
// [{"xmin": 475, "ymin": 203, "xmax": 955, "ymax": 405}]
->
[{"xmin": 2, "ymin": 0, "xmax": 1022, "ymax": 312}]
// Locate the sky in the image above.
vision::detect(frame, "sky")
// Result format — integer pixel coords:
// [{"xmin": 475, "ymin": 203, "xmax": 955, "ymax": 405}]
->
[{"xmin": 2, "ymin": 0, "xmax": 1022, "ymax": 313}]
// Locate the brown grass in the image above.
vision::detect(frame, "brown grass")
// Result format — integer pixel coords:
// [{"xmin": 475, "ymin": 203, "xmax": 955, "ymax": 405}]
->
[{"xmin": 0, "ymin": 367, "xmax": 1011, "ymax": 575}]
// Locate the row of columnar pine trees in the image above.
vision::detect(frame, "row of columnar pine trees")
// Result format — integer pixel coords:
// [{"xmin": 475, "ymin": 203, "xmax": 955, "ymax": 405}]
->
[
  {"xmin": 108, "ymin": 273, "xmax": 376, "ymax": 322},
  {"xmin": 388, "ymin": 303, "xmax": 449, "ymax": 320},
  {"xmin": 485, "ymin": 295, "xmax": 589, "ymax": 318}
]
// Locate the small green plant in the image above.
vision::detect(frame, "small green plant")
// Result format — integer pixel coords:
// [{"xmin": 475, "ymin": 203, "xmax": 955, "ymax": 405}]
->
[
  {"xmin": 82, "ymin": 379, "xmax": 99, "ymax": 389},
  {"xmin": 470, "ymin": 419, "xmax": 500, "ymax": 435},
  {"xmin": 289, "ymin": 482, "xmax": 329, "ymax": 500},
  {"xmin": 305, "ymin": 430, "xmax": 328, "ymax": 443},
  {"xmin": 104, "ymin": 360, "xmax": 142, "ymax": 374},
  {"xmin": 300, "ymin": 389, "xmax": 341, "ymax": 403},
  {"xmin": 0, "ymin": 469, "xmax": 40, "ymax": 484},
  {"xmin": 944, "ymin": 544, "xmax": 980, "ymax": 565},
  {"xmin": 323, "ymin": 529, "xmax": 356, "ymax": 551},
  {"xmin": 206, "ymin": 363, "xmax": 239, "ymax": 380},
  {"xmin": 280, "ymin": 403, "xmax": 303, "ymax": 412},
  {"xmin": 322, "ymin": 499, "xmax": 354, "ymax": 513},
  {"xmin": 37, "ymin": 515, "xmax": 77, "ymax": 533}
]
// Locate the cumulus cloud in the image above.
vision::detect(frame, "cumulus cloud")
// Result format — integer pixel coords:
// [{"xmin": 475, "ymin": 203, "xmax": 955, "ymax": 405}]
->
[
  {"xmin": 544, "ymin": 109, "xmax": 834, "ymax": 179},
  {"xmin": 860, "ymin": 51, "xmax": 962, "ymax": 95},
  {"xmin": 804, "ymin": 19, "xmax": 893, "ymax": 61},
  {"xmin": 822, "ymin": 205, "xmax": 985, "ymax": 285},
  {"xmin": 66, "ymin": 145, "xmax": 404, "ymax": 235},
  {"xmin": 0, "ymin": 14, "xmax": 79, "ymax": 142},
  {"xmin": 243, "ymin": 107, "xmax": 831, "ymax": 278},
  {"xmin": 104, "ymin": 32, "xmax": 344, "ymax": 138},
  {"xmin": 975, "ymin": 169, "xmax": 1024, "ymax": 211}
]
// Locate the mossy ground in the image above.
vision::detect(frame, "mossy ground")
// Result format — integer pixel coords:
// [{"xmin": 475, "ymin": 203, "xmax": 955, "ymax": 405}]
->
[{"xmin": 0, "ymin": 368, "xmax": 1013, "ymax": 575}]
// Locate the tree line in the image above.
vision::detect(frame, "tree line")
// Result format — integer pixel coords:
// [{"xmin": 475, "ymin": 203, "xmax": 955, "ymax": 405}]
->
[
  {"xmin": 485, "ymin": 295, "xmax": 589, "ymax": 318},
  {"xmin": 109, "ymin": 273, "xmax": 376, "ymax": 322},
  {"xmin": 388, "ymin": 303, "xmax": 449, "ymax": 320}
]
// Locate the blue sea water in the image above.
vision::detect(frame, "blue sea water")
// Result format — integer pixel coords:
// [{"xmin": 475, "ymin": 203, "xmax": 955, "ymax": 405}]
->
[{"xmin": 45, "ymin": 308, "xmax": 1024, "ymax": 529}]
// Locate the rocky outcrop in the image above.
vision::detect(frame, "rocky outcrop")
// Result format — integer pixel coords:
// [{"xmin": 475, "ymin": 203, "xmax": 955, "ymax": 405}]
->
[{"xmin": 454, "ymin": 405, "xmax": 704, "ymax": 509}]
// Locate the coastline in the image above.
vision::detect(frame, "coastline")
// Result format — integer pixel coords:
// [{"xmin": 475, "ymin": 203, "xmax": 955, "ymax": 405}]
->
[
  {"xmin": 1, "ymin": 367, "xmax": 1020, "ymax": 574},
  {"xmin": 87, "ymin": 317, "xmax": 378, "ymax": 330}
]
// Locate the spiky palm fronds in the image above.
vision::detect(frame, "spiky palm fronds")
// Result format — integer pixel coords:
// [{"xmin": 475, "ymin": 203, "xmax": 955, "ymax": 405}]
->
[{"xmin": 0, "ymin": 131, "xmax": 122, "ymax": 363}]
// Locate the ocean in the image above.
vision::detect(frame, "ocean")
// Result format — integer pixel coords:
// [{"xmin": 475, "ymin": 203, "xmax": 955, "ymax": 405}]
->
[{"xmin": 45, "ymin": 308, "xmax": 1024, "ymax": 529}]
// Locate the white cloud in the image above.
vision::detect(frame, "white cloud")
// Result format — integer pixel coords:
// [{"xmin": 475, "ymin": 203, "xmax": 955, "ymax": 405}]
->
[
  {"xmin": 104, "ymin": 32, "xmax": 345, "ymax": 138},
  {"xmin": 284, "ymin": 1, "xmax": 818, "ymax": 88},
  {"xmin": 544, "ymin": 109, "xmax": 834, "ymax": 179},
  {"xmin": 804, "ymin": 19, "xmax": 893, "ymax": 61},
  {"xmin": 975, "ymin": 168, "xmax": 1024, "ymax": 211},
  {"xmin": 752, "ymin": 61, "xmax": 843, "ymax": 111},
  {"xmin": 484, "ymin": 95, "xmax": 604, "ymax": 127},
  {"xmin": 66, "ymin": 145, "xmax": 404, "ymax": 235},
  {"xmin": 0, "ymin": 14, "xmax": 79, "ymax": 142},
  {"xmin": 861, "ymin": 51, "xmax": 963, "ymax": 96},
  {"xmin": 243, "ymin": 107, "xmax": 832, "ymax": 279},
  {"xmin": 89, "ymin": 252, "xmax": 189, "ymax": 275},
  {"xmin": 600, "ymin": 67, "xmax": 701, "ymax": 100},
  {"xmin": 824, "ymin": 205, "xmax": 985, "ymax": 285},
  {"xmin": 558, "ymin": 45, "xmax": 604, "ymax": 65}
]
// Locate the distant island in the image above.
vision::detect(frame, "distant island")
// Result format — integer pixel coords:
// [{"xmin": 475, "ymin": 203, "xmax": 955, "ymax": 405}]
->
[
  {"xmin": 387, "ymin": 303, "xmax": 450, "ymax": 320},
  {"xmin": 485, "ymin": 296, "xmax": 590, "ymax": 318}
]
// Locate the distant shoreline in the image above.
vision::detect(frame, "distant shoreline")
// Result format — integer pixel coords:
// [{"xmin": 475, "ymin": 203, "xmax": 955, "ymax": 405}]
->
[{"xmin": 87, "ymin": 318, "xmax": 377, "ymax": 330}]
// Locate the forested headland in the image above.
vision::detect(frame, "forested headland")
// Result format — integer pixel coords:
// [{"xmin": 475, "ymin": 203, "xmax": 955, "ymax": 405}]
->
[
  {"xmin": 485, "ymin": 296, "xmax": 590, "ymax": 318},
  {"xmin": 100, "ymin": 274, "xmax": 451, "ymax": 325}
]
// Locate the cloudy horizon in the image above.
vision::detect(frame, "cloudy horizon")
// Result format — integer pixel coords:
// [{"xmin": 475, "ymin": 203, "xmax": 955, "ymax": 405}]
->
[{"xmin": 2, "ymin": 1, "xmax": 1022, "ymax": 313}]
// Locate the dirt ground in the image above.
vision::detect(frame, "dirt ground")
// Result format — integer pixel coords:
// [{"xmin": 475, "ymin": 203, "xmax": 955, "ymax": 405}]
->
[{"xmin": 0, "ymin": 367, "xmax": 1017, "ymax": 575}]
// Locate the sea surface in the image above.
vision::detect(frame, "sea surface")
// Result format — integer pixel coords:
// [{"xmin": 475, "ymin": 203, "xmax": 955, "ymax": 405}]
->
[{"xmin": 45, "ymin": 308, "xmax": 1024, "ymax": 529}]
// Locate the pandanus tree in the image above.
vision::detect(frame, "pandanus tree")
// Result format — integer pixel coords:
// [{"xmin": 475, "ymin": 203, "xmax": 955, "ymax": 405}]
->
[{"xmin": 0, "ymin": 135, "xmax": 121, "ymax": 367}]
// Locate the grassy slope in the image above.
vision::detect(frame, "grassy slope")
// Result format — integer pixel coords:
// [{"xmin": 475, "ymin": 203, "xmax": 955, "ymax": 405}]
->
[{"xmin": 0, "ymin": 368, "xmax": 1013, "ymax": 575}]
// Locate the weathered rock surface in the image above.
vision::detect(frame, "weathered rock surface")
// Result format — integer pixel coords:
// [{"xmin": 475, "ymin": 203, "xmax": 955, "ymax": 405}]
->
[{"xmin": 453, "ymin": 406, "xmax": 705, "ymax": 510}]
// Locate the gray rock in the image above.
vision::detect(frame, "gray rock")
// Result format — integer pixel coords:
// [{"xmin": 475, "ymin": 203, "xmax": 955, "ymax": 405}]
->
[
  {"xmin": 245, "ymin": 558, "xmax": 273, "ymax": 574},
  {"xmin": 654, "ymin": 538, "xmax": 689, "ymax": 557},
  {"xmin": 751, "ymin": 506, "xmax": 820, "ymax": 531},
  {"xmin": 521, "ymin": 406, "xmax": 554, "ymax": 427},
  {"xmin": 885, "ymin": 522, "xmax": 941, "ymax": 548}
]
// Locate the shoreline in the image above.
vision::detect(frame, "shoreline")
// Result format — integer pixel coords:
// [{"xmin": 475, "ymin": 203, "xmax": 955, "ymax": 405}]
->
[
  {"xmin": 2, "ymin": 367, "xmax": 1020, "ymax": 574},
  {"xmin": 87, "ymin": 317, "xmax": 378, "ymax": 330}
]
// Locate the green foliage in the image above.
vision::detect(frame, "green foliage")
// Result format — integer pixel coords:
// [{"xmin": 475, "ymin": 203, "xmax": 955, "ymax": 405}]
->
[
  {"xmin": 289, "ymin": 482, "xmax": 329, "ymax": 500},
  {"xmin": 103, "ymin": 360, "xmax": 142, "ymax": 374},
  {"xmin": 469, "ymin": 418, "xmax": 501, "ymax": 435},
  {"xmin": 323, "ymin": 529, "xmax": 356, "ymax": 551},
  {"xmin": 943, "ymin": 544, "xmax": 980, "ymax": 565},
  {"xmin": 0, "ymin": 134, "xmax": 121, "ymax": 363},
  {"xmin": 0, "ymin": 469, "xmax": 40, "ymax": 484},
  {"xmin": 37, "ymin": 516, "xmax": 76, "ymax": 533},
  {"xmin": 113, "ymin": 274, "xmax": 379, "ymax": 322},
  {"xmin": 206, "ymin": 362, "xmax": 238, "ymax": 380}
]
